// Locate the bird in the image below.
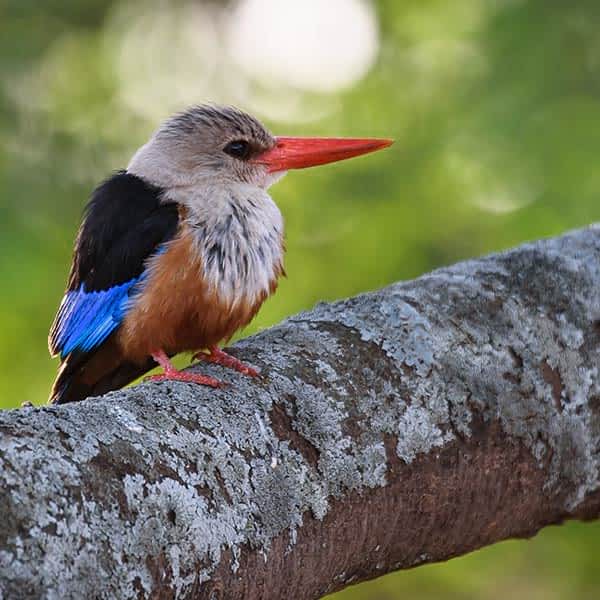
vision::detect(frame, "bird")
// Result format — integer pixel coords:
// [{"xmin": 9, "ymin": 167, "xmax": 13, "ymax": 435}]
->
[{"xmin": 48, "ymin": 104, "xmax": 392, "ymax": 404}]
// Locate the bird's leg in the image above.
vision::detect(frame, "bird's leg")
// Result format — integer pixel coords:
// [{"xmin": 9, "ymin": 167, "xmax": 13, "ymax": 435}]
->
[
  {"xmin": 193, "ymin": 346, "xmax": 259, "ymax": 377},
  {"xmin": 146, "ymin": 349, "xmax": 222, "ymax": 388}
]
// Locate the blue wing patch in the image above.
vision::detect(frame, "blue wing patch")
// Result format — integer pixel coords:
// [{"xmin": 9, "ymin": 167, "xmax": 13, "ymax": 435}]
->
[{"xmin": 51, "ymin": 279, "xmax": 140, "ymax": 358}]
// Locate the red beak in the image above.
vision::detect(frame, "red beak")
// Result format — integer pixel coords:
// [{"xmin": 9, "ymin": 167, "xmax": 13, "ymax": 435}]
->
[{"xmin": 254, "ymin": 136, "xmax": 393, "ymax": 173}]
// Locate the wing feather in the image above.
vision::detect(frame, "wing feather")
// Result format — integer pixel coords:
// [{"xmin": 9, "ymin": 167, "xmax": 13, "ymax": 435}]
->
[
  {"xmin": 49, "ymin": 171, "xmax": 179, "ymax": 358},
  {"xmin": 50, "ymin": 280, "xmax": 138, "ymax": 357}
]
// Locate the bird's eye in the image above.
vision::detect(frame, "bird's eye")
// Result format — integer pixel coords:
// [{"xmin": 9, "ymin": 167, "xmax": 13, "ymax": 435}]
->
[{"xmin": 223, "ymin": 140, "xmax": 252, "ymax": 160}]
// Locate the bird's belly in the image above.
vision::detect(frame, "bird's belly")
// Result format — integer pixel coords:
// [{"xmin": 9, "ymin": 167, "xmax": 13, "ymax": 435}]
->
[
  {"xmin": 119, "ymin": 291, "xmax": 262, "ymax": 363},
  {"xmin": 116, "ymin": 230, "xmax": 278, "ymax": 363}
]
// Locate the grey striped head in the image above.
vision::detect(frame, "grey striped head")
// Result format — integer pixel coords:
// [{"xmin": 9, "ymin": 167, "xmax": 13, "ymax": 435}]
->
[{"xmin": 128, "ymin": 105, "xmax": 277, "ymax": 189}]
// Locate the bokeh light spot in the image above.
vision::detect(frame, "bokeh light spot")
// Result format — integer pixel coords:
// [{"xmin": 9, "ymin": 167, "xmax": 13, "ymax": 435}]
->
[{"xmin": 226, "ymin": 0, "xmax": 379, "ymax": 93}]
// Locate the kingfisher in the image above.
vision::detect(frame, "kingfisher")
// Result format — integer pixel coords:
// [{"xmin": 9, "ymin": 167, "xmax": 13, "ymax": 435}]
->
[{"xmin": 48, "ymin": 105, "xmax": 392, "ymax": 404}]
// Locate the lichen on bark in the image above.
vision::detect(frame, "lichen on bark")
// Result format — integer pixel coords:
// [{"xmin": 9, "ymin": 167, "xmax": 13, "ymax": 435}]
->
[{"xmin": 1, "ymin": 226, "xmax": 600, "ymax": 599}]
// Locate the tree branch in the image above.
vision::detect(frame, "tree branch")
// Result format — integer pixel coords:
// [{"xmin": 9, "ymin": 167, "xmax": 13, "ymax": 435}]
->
[{"xmin": 2, "ymin": 226, "xmax": 600, "ymax": 599}]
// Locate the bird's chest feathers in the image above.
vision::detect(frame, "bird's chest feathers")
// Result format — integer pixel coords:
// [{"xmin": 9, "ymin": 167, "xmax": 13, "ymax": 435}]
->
[
  {"xmin": 120, "ymin": 194, "xmax": 284, "ymax": 357},
  {"xmin": 187, "ymin": 190, "xmax": 284, "ymax": 307},
  {"xmin": 119, "ymin": 186, "xmax": 284, "ymax": 358}
]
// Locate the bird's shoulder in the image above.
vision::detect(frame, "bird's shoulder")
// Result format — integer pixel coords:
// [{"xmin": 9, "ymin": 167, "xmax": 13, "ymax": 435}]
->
[{"xmin": 68, "ymin": 170, "xmax": 180, "ymax": 291}]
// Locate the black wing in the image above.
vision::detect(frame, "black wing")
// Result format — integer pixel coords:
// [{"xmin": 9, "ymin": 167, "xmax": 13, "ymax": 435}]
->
[{"xmin": 49, "ymin": 170, "xmax": 179, "ymax": 358}]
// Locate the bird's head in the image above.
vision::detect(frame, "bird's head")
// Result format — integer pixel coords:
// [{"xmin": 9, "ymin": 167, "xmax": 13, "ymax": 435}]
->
[{"xmin": 127, "ymin": 104, "xmax": 392, "ymax": 192}]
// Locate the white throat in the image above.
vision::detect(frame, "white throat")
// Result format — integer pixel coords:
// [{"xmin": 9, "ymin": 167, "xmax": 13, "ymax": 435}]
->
[{"xmin": 167, "ymin": 183, "xmax": 285, "ymax": 306}]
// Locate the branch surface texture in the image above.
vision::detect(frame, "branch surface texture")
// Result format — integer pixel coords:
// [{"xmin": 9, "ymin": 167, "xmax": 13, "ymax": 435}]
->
[{"xmin": 2, "ymin": 227, "xmax": 600, "ymax": 600}]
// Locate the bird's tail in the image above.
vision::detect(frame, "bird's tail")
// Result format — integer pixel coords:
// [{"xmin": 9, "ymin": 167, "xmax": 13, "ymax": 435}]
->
[{"xmin": 49, "ymin": 342, "xmax": 155, "ymax": 404}]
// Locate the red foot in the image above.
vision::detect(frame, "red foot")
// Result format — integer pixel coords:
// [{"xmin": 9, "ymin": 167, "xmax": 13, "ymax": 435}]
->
[
  {"xmin": 146, "ymin": 350, "xmax": 223, "ymax": 388},
  {"xmin": 193, "ymin": 346, "xmax": 259, "ymax": 377}
]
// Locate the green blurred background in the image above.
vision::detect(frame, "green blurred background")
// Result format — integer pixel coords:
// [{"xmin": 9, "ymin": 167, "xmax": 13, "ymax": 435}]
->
[{"xmin": 2, "ymin": 0, "xmax": 599, "ymax": 597}]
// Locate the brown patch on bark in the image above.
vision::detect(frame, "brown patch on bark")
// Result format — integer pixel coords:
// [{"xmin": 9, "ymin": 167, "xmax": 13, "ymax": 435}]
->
[
  {"xmin": 573, "ymin": 489, "xmax": 600, "ymax": 521},
  {"xmin": 508, "ymin": 346, "xmax": 524, "ymax": 369},
  {"xmin": 214, "ymin": 467, "xmax": 233, "ymax": 505},
  {"xmin": 589, "ymin": 395, "xmax": 600, "ymax": 412},
  {"xmin": 503, "ymin": 371, "xmax": 521, "ymax": 385},
  {"xmin": 341, "ymin": 415, "xmax": 364, "ymax": 441},
  {"xmin": 540, "ymin": 361, "xmax": 564, "ymax": 411},
  {"xmin": 147, "ymin": 551, "xmax": 175, "ymax": 600},
  {"xmin": 383, "ymin": 433, "xmax": 402, "ymax": 478},
  {"xmin": 193, "ymin": 483, "xmax": 215, "ymax": 506},
  {"xmin": 196, "ymin": 419, "xmax": 598, "ymax": 600},
  {"xmin": 86, "ymin": 441, "xmax": 140, "ymax": 517},
  {"xmin": 269, "ymin": 403, "xmax": 320, "ymax": 468},
  {"xmin": 486, "ymin": 295, "xmax": 504, "ymax": 314}
]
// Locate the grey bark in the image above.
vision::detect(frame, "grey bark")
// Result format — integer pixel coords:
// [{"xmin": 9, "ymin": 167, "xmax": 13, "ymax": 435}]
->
[{"xmin": 2, "ymin": 226, "xmax": 600, "ymax": 600}]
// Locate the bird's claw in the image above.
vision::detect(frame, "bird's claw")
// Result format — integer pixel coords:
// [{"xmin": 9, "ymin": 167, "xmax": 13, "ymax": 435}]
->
[
  {"xmin": 145, "ymin": 370, "xmax": 223, "ymax": 388},
  {"xmin": 193, "ymin": 347, "xmax": 260, "ymax": 378}
]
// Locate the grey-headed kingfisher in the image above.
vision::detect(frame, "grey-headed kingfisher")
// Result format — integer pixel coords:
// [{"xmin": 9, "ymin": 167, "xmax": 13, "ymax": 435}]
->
[{"xmin": 48, "ymin": 105, "xmax": 392, "ymax": 403}]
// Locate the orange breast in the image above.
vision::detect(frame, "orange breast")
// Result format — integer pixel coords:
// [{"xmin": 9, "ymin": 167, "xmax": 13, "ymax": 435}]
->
[{"xmin": 117, "ymin": 226, "xmax": 280, "ymax": 364}]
